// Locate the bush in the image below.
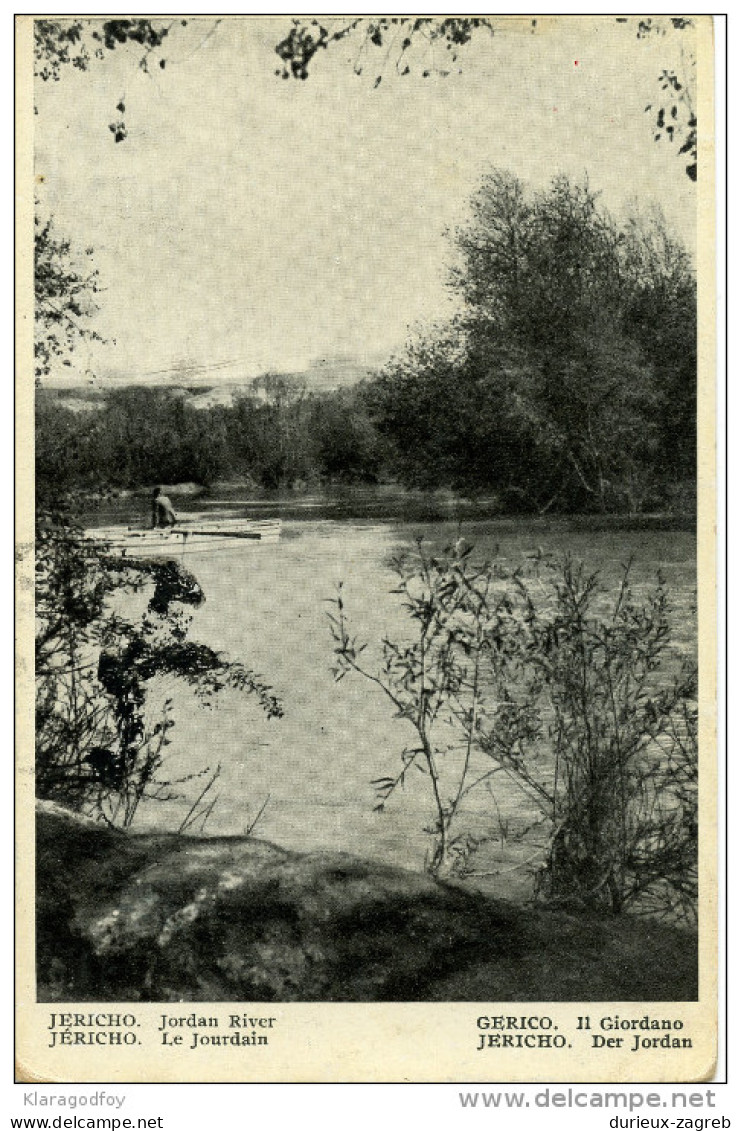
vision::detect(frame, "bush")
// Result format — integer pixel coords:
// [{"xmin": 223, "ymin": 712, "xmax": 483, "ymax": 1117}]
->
[
  {"xmin": 330, "ymin": 540, "xmax": 697, "ymax": 921},
  {"xmin": 484, "ymin": 555, "xmax": 698, "ymax": 920},
  {"xmin": 35, "ymin": 503, "xmax": 282, "ymax": 828},
  {"xmin": 330, "ymin": 538, "xmax": 507, "ymax": 875}
]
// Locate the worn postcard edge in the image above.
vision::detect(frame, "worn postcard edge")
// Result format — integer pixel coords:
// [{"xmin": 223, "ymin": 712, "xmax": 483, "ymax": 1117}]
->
[{"xmin": 14, "ymin": 13, "xmax": 719, "ymax": 1084}]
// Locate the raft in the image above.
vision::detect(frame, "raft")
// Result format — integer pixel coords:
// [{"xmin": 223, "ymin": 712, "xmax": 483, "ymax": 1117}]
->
[{"xmin": 84, "ymin": 518, "xmax": 282, "ymax": 556}]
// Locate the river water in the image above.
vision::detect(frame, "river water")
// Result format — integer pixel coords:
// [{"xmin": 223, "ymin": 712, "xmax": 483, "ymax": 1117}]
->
[{"xmin": 93, "ymin": 488, "xmax": 697, "ymax": 900}]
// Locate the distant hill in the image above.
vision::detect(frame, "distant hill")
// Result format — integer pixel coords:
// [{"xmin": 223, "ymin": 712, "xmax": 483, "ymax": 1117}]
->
[
  {"xmin": 37, "ymin": 355, "xmax": 383, "ymax": 412},
  {"xmin": 298, "ymin": 356, "xmax": 380, "ymax": 392}
]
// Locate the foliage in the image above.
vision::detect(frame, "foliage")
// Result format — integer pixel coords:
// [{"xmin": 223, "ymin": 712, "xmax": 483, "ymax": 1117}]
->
[
  {"xmin": 330, "ymin": 540, "xmax": 697, "ymax": 921},
  {"xmin": 34, "ymin": 212, "xmax": 103, "ymax": 381},
  {"xmin": 274, "ymin": 17, "xmax": 495, "ymax": 84},
  {"xmin": 369, "ymin": 173, "xmax": 696, "ymax": 512},
  {"xmin": 34, "ymin": 18, "xmax": 176, "ymax": 141},
  {"xmin": 33, "ymin": 177, "xmax": 695, "ymax": 513},
  {"xmin": 329, "ymin": 537, "xmax": 505, "ymax": 876},
  {"xmin": 33, "ymin": 16, "xmax": 698, "ymax": 179},
  {"xmin": 479, "ymin": 555, "xmax": 698, "ymax": 920},
  {"xmin": 308, "ymin": 385, "xmax": 385, "ymax": 482},
  {"xmin": 35, "ymin": 383, "xmax": 383, "ymax": 493},
  {"xmin": 278, "ymin": 16, "xmax": 698, "ymax": 181},
  {"xmin": 31, "ymin": 15, "xmax": 498, "ymax": 92},
  {"xmin": 34, "ymin": 18, "xmax": 172, "ymax": 81},
  {"xmin": 35, "ymin": 503, "xmax": 282, "ymax": 828},
  {"xmin": 620, "ymin": 206, "xmax": 697, "ymax": 481},
  {"xmin": 619, "ymin": 16, "xmax": 697, "ymax": 181}
]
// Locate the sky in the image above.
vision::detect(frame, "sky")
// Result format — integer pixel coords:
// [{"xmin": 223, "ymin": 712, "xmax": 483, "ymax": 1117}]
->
[{"xmin": 32, "ymin": 16, "xmax": 699, "ymax": 382}]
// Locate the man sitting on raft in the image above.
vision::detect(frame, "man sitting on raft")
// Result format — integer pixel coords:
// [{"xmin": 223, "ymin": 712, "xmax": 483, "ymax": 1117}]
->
[{"xmin": 151, "ymin": 487, "xmax": 177, "ymax": 529}]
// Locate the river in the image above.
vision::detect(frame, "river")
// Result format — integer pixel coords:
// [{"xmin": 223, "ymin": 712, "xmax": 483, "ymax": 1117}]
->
[{"xmin": 90, "ymin": 487, "xmax": 697, "ymax": 901}]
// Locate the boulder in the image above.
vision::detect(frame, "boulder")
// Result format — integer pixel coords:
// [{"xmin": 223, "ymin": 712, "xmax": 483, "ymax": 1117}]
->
[{"xmin": 36, "ymin": 801, "xmax": 698, "ymax": 1002}]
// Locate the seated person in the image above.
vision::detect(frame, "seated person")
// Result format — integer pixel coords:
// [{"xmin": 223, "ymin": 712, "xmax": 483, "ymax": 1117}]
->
[{"xmin": 151, "ymin": 487, "xmax": 177, "ymax": 528}]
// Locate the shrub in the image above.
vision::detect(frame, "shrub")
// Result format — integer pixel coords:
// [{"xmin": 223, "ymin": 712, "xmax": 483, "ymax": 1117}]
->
[
  {"xmin": 330, "ymin": 540, "xmax": 697, "ymax": 921},
  {"xmin": 35, "ymin": 503, "xmax": 282, "ymax": 828},
  {"xmin": 329, "ymin": 537, "xmax": 507, "ymax": 875},
  {"xmin": 481, "ymin": 554, "xmax": 698, "ymax": 919}
]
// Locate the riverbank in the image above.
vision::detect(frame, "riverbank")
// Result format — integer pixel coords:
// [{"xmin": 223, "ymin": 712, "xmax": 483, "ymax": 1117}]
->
[
  {"xmin": 37, "ymin": 802, "xmax": 697, "ymax": 1003},
  {"xmin": 76, "ymin": 480, "xmax": 696, "ymax": 531}
]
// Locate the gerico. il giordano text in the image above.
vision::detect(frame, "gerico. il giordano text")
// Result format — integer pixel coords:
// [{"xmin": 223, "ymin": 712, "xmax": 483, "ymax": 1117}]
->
[{"xmin": 475, "ymin": 1015, "xmax": 692, "ymax": 1051}]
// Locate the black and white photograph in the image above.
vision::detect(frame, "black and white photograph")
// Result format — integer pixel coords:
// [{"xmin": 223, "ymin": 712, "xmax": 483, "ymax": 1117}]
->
[{"xmin": 16, "ymin": 13, "xmax": 717, "ymax": 1083}]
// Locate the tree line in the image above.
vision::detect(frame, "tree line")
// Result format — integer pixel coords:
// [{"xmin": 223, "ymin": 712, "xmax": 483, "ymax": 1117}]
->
[{"xmin": 36, "ymin": 380, "xmax": 385, "ymax": 495}]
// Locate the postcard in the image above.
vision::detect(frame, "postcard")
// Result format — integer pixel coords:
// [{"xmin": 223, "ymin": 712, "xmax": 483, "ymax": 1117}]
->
[{"xmin": 16, "ymin": 14, "xmax": 717, "ymax": 1083}]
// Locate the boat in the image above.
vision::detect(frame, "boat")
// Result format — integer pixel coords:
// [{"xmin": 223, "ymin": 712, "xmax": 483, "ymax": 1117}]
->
[{"xmin": 84, "ymin": 517, "xmax": 282, "ymax": 557}]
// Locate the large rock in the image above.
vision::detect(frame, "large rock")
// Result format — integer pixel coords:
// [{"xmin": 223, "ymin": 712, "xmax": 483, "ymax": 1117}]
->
[{"xmin": 36, "ymin": 801, "xmax": 698, "ymax": 1002}]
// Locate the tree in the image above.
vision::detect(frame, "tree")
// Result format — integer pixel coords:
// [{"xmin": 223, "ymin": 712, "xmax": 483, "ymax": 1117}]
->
[
  {"xmin": 34, "ymin": 211, "xmax": 103, "ymax": 381},
  {"xmin": 370, "ymin": 172, "xmax": 695, "ymax": 512},
  {"xmin": 309, "ymin": 386, "xmax": 383, "ymax": 482},
  {"xmin": 368, "ymin": 327, "xmax": 534, "ymax": 495},
  {"xmin": 453, "ymin": 172, "xmax": 695, "ymax": 510},
  {"xmin": 620, "ymin": 207, "xmax": 697, "ymax": 481}
]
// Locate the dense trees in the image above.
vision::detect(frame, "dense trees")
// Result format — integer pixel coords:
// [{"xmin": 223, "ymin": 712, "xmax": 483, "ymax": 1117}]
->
[
  {"xmin": 35, "ymin": 383, "xmax": 384, "ymax": 494},
  {"xmin": 370, "ymin": 172, "xmax": 696, "ymax": 513},
  {"xmin": 621, "ymin": 207, "xmax": 697, "ymax": 481},
  {"xmin": 37, "ymin": 389, "xmax": 223, "ymax": 491}
]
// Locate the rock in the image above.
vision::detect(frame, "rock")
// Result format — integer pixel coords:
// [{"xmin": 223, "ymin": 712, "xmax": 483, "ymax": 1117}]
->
[{"xmin": 36, "ymin": 801, "xmax": 698, "ymax": 1002}]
